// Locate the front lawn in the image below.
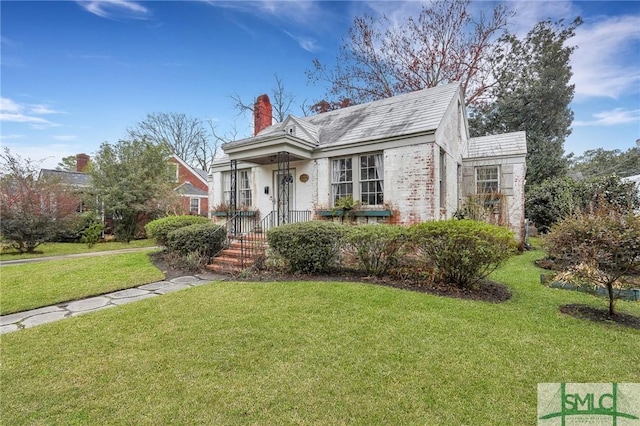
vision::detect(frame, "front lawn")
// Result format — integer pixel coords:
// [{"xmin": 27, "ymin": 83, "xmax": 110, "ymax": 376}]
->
[
  {"xmin": 0, "ymin": 252, "xmax": 164, "ymax": 315},
  {"xmin": 0, "ymin": 239, "xmax": 157, "ymax": 261},
  {"xmin": 1, "ymin": 248, "xmax": 638, "ymax": 424}
]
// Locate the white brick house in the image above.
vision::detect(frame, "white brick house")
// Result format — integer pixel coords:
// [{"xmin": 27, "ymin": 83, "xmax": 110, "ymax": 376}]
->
[{"xmin": 209, "ymin": 83, "xmax": 527, "ymax": 240}]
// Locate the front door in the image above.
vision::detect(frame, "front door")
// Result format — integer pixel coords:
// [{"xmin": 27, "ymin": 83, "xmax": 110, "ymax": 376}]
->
[{"xmin": 273, "ymin": 169, "xmax": 295, "ymax": 224}]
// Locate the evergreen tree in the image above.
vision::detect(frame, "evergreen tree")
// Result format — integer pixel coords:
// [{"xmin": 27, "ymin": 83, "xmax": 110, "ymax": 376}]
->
[{"xmin": 470, "ymin": 18, "xmax": 582, "ymax": 189}]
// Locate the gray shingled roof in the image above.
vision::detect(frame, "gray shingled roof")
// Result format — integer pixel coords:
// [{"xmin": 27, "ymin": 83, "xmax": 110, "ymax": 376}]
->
[
  {"xmin": 38, "ymin": 169, "xmax": 91, "ymax": 187},
  {"xmin": 467, "ymin": 131, "xmax": 527, "ymax": 158},
  {"xmin": 175, "ymin": 182, "xmax": 208, "ymax": 197},
  {"xmin": 226, "ymin": 82, "xmax": 461, "ymax": 150}
]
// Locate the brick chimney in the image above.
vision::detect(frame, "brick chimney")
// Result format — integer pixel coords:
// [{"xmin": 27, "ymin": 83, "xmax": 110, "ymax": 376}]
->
[
  {"xmin": 254, "ymin": 94, "xmax": 272, "ymax": 136},
  {"xmin": 76, "ymin": 153, "xmax": 89, "ymax": 172}
]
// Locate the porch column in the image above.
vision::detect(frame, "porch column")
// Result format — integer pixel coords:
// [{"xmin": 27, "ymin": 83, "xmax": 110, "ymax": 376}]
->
[
  {"xmin": 230, "ymin": 159, "xmax": 238, "ymax": 234},
  {"xmin": 277, "ymin": 151, "xmax": 291, "ymax": 225}
]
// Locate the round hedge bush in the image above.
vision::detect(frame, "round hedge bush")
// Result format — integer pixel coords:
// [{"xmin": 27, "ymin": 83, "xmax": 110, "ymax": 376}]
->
[
  {"xmin": 267, "ymin": 221, "xmax": 345, "ymax": 274},
  {"xmin": 410, "ymin": 219, "xmax": 516, "ymax": 288},
  {"xmin": 343, "ymin": 224, "xmax": 408, "ymax": 276},
  {"xmin": 165, "ymin": 223, "xmax": 226, "ymax": 257},
  {"xmin": 145, "ymin": 215, "xmax": 210, "ymax": 246}
]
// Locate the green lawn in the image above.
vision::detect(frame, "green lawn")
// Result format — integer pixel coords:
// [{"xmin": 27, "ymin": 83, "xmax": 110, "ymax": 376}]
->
[
  {"xmin": 0, "ymin": 239, "xmax": 157, "ymax": 261},
  {"xmin": 1, "ymin": 248, "xmax": 638, "ymax": 425},
  {"xmin": 0, "ymin": 252, "xmax": 164, "ymax": 315}
]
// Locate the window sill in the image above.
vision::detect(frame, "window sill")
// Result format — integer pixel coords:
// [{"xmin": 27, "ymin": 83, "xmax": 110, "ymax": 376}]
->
[
  {"xmin": 211, "ymin": 211, "xmax": 258, "ymax": 217},
  {"xmin": 316, "ymin": 209, "xmax": 392, "ymax": 217}
]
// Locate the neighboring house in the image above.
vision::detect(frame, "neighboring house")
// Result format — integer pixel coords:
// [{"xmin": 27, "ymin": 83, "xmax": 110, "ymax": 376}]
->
[
  {"xmin": 38, "ymin": 153, "xmax": 92, "ymax": 213},
  {"xmin": 209, "ymin": 83, "xmax": 527, "ymax": 240},
  {"xmin": 169, "ymin": 155, "xmax": 209, "ymax": 216}
]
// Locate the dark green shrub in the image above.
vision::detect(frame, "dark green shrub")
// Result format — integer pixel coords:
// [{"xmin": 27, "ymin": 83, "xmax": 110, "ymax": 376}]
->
[
  {"xmin": 145, "ymin": 215, "xmax": 209, "ymax": 246},
  {"xmin": 344, "ymin": 224, "xmax": 408, "ymax": 276},
  {"xmin": 267, "ymin": 221, "xmax": 345, "ymax": 273},
  {"xmin": 410, "ymin": 220, "xmax": 517, "ymax": 288},
  {"xmin": 526, "ymin": 175, "xmax": 639, "ymax": 233},
  {"xmin": 165, "ymin": 223, "xmax": 226, "ymax": 257}
]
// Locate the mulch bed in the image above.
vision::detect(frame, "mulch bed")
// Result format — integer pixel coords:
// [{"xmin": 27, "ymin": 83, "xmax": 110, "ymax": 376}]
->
[
  {"xmin": 149, "ymin": 251, "xmax": 511, "ymax": 303},
  {"xmin": 560, "ymin": 304, "xmax": 640, "ymax": 330}
]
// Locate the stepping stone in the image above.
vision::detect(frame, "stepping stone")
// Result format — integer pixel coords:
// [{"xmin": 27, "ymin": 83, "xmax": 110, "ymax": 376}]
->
[
  {"xmin": 1, "ymin": 306, "xmax": 62, "ymax": 326},
  {"xmin": 66, "ymin": 296, "xmax": 111, "ymax": 313},
  {"xmin": 195, "ymin": 273, "xmax": 226, "ymax": 281},
  {"xmin": 1, "ymin": 324, "xmax": 20, "ymax": 334},
  {"xmin": 108, "ymin": 288, "xmax": 151, "ymax": 299},
  {"xmin": 22, "ymin": 311, "xmax": 69, "ymax": 328},
  {"xmin": 154, "ymin": 282, "xmax": 191, "ymax": 294},
  {"xmin": 170, "ymin": 276, "xmax": 201, "ymax": 285},
  {"xmin": 111, "ymin": 294, "xmax": 157, "ymax": 306},
  {"xmin": 138, "ymin": 281, "xmax": 172, "ymax": 291},
  {"xmin": 71, "ymin": 305, "xmax": 115, "ymax": 316}
]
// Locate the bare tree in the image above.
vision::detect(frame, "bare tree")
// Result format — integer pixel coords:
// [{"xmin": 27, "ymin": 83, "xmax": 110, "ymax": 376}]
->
[
  {"xmin": 128, "ymin": 112, "xmax": 217, "ymax": 171},
  {"xmin": 231, "ymin": 73, "xmax": 300, "ymax": 122},
  {"xmin": 307, "ymin": 0, "xmax": 512, "ymax": 107}
]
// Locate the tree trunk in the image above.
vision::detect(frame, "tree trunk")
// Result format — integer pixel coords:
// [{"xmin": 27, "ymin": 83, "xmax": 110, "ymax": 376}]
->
[{"xmin": 607, "ymin": 282, "xmax": 615, "ymax": 317}]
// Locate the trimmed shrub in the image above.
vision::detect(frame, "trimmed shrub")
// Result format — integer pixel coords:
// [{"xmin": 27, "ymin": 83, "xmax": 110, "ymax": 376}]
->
[
  {"xmin": 145, "ymin": 215, "xmax": 209, "ymax": 246},
  {"xmin": 344, "ymin": 224, "xmax": 408, "ymax": 276},
  {"xmin": 267, "ymin": 221, "xmax": 345, "ymax": 273},
  {"xmin": 410, "ymin": 220, "xmax": 517, "ymax": 288},
  {"xmin": 165, "ymin": 223, "xmax": 226, "ymax": 257}
]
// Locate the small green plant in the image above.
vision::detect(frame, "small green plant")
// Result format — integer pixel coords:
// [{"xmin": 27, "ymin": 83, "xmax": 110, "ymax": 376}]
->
[
  {"xmin": 344, "ymin": 224, "xmax": 408, "ymax": 276},
  {"xmin": 267, "ymin": 221, "xmax": 345, "ymax": 273},
  {"xmin": 410, "ymin": 220, "xmax": 517, "ymax": 288},
  {"xmin": 145, "ymin": 215, "xmax": 210, "ymax": 246},
  {"xmin": 165, "ymin": 223, "xmax": 226, "ymax": 257},
  {"xmin": 80, "ymin": 222, "xmax": 105, "ymax": 248}
]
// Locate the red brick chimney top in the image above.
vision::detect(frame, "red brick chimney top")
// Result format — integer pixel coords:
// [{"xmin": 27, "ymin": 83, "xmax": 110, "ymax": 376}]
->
[
  {"xmin": 76, "ymin": 153, "xmax": 89, "ymax": 172},
  {"xmin": 254, "ymin": 94, "xmax": 272, "ymax": 136}
]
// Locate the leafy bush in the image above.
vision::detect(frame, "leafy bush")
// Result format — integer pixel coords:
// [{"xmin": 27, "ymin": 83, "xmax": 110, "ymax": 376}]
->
[
  {"xmin": 165, "ymin": 223, "xmax": 226, "ymax": 257},
  {"xmin": 145, "ymin": 215, "xmax": 210, "ymax": 246},
  {"xmin": 267, "ymin": 221, "xmax": 345, "ymax": 273},
  {"xmin": 81, "ymin": 222, "xmax": 105, "ymax": 248},
  {"xmin": 344, "ymin": 224, "xmax": 408, "ymax": 276},
  {"xmin": 526, "ymin": 175, "xmax": 639, "ymax": 233},
  {"xmin": 410, "ymin": 220, "xmax": 517, "ymax": 288},
  {"xmin": 544, "ymin": 205, "xmax": 640, "ymax": 316}
]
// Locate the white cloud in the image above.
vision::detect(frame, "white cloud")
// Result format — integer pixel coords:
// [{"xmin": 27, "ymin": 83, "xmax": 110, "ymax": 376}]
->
[
  {"xmin": 29, "ymin": 104, "xmax": 66, "ymax": 115},
  {"xmin": 283, "ymin": 30, "xmax": 318, "ymax": 52},
  {"xmin": 573, "ymin": 108, "xmax": 640, "ymax": 127},
  {"xmin": 0, "ymin": 134, "xmax": 25, "ymax": 141},
  {"xmin": 570, "ymin": 15, "xmax": 640, "ymax": 99},
  {"xmin": 0, "ymin": 97, "xmax": 63, "ymax": 127},
  {"xmin": 77, "ymin": 0, "xmax": 151, "ymax": 20}
]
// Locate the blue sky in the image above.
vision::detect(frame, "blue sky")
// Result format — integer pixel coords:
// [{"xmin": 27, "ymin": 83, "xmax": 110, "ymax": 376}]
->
[{"xmin": 1, "ymin": 1, "xmax": 639, "ymax": 170}]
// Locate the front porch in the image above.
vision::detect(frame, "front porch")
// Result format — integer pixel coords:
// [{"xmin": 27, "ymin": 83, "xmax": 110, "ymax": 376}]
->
[{"xmin": 206, "ymin": 208, "xmax": 312, "ymax": 274}]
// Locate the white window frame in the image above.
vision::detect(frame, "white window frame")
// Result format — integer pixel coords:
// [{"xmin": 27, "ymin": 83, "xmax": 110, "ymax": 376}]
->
[
  {"xmin": 331, "ymin": 153, "xmax": 383, "ymax": 206},
  {"xmin": 222, "ymin": 170, "xmax": 252, "ymax": 208},
  {"xmin": 476, "ymin": 166, "xmax": 500, "ymax": 194},
  {"xmin": 189, "ymin": 198, "xmax": 200, "ymax": 214}
]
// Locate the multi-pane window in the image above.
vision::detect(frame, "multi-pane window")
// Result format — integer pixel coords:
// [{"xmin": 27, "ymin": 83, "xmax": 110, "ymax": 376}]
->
[
  {"xmin": 360, "ymin": 154, "xmax": 383, "ymax": 205},
  {"xmin": 476, "ymin": 166, "xmax": 499, "ymax": 193},
  {"xmin": 331, "ymin": 158, "xmax": 353, "ymax": 204},
  {"xmin": 331, "ymin": 153, "xmax": 383, "ymax": 206},
  {"xmin": 222, "ymin": 173, "xmax": 232, "ymax": 205},
  {"xmin": 222, "ymin": 170, "xmax": 252, "ymax": 207},
  {"xmin": 190, "ymin": 198, "xmax": 200, "ymax": 214},
  {"xmin": 238, "ymin": 170, "xmax": 252, "ymax": 207}
]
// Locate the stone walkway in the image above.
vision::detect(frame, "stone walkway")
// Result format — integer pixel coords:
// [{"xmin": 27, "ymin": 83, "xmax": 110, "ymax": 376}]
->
[{"xmin": 0, "ymin": 273, "xmax": 226, "ymax": 335}]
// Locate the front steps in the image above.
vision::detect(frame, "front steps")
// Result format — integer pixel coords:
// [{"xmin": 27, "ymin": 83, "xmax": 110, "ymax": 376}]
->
[{"xmin": 206, "ymin": 233, "xmax": 267, "ymax": 274}]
